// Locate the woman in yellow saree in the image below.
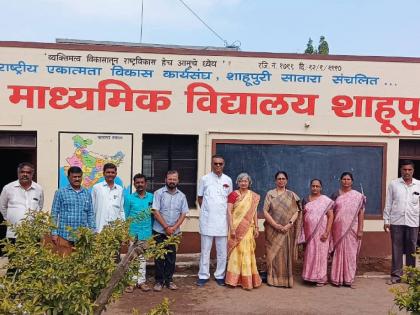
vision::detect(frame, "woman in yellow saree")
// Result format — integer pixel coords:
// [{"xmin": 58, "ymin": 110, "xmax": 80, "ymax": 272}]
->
[{"xmin": 225, "ymin": 173, "xmax": 262, "ymax": 290}]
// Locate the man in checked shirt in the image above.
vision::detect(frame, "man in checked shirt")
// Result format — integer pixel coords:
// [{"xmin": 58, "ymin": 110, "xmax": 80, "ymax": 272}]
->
[{"xmin": 51, "ymin": 166, "xmax": 95, "ymax": 246}]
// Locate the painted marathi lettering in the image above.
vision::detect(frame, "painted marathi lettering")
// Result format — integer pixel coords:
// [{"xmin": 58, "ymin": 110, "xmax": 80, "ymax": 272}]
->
[
  {"xmin": 332, "ymin": 73, "xmax": 379, "ymax": 85},
  {"xmin": 281, "ymin": 74, "xmax": 322, "ymax": 83},
  {"xmin": 202, "ymin": 59, "xmax": 217, "ymax": 67},
  {"xmin": 161, "ymin": 58, "xmax": 173, "ymax": 66},
  {"xmin": 46, "ymin": 65, "xmax": 102, "ymax": 76},
  {"xmin": 123, "ymin": 56, "xmax": 156, "ymax": 66},
  {"xmin": 7, "ymin": 79, "xmax": 172, "ymax": 112},
  {"xmin": 185, "ymin": 82, "xmax": 317, "ymax": 116},
  {"xmin": 86, "ymin": 54, "xmax": 119, "ymax": 65},
  {"xmin": 331, "ymin": 95, "xmax": 420, "ymax": 134},
  {"xmin": 111, "ymin": 65, "xmax": 153, "ymax": 78},
  {"xmin": 226, "ymin": 70, "xmax": 272, "ymax": 86},
  {"xmin": 163, "ymin": 69, "xmax": 212, "ymax": 80},
  {"xmin": 0, "ymin": 61, "xmax": 38, "ymax": 75},
  {"xmin": 47, "ymin": 53, "xmax": 82, "ymax": 62},
  {"xmin": 177, "ymin": 58, "xmax": 198, "ymax": 67}
]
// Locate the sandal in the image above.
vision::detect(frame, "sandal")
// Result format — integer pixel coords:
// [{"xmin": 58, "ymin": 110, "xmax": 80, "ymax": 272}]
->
[{"xmin": 125, "ymin": 285, "xmax": 134, "ymax": 293}]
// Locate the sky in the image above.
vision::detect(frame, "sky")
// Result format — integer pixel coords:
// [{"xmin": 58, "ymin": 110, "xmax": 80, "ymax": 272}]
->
[{"xmin": 1, "ymin": 0, "xmax": 420, "ymax": 57}]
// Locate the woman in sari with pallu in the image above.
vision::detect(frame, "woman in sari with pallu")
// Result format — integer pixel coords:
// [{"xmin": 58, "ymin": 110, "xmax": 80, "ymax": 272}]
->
[
  {"xmin": 330, "ymin": 172, "xmax": 365, "ymax": 288},
  {"xmin": 263, "ymin": 171, "xmax": 302, "ymax": 288},
  {"xmin": 225, "ymin": 173, "xmax": 262, "ymax": 290},
  {"xmin": 299, "ymin": 179, "xmax": 334, "ymax": 286}
]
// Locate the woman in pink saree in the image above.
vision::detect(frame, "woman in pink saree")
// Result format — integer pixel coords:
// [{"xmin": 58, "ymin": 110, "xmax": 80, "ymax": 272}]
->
[
  {"xmin": 300, "ymin": 179, "xmax": 334, "ymax": 286},
  {"xmin": 330, "ymin": 172, "xmax": 365, "ymax": 288}
]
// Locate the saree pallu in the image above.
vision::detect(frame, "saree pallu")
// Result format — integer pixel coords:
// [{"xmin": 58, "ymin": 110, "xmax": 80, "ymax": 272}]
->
[
  {"xmin": 330, "ymin": 190, "xmax": 365, "ymax": 286},
  {"xmin": 300, "ymin": 195, "xmax": 334, "ymax": 284},
  {"xmin": 225, "ymin": 190, "xmax": 262, "ymax": 289},
  {"xmin": 264, "ymin": 190, "xmax": 301, "ymax": 288}
]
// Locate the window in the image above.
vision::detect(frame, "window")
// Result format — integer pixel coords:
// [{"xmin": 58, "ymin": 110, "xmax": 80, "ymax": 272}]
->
[{"xmin": 142, "ymin": 134, "xmax": 198, "ymax": 207}]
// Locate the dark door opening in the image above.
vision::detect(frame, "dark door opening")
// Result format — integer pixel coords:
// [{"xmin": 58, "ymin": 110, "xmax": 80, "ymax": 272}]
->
[
  {"xmin": 399, "ymin": 139, "xmax": 420, "ymax": 178},
  {"xmin": 142, "ymin": 134, "xmax": 198, "ymax": 207}
]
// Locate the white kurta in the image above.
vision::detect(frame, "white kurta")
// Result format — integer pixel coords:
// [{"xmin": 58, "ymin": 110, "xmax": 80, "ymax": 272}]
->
[
  {"xmin": 198, "ymin": 172, "xmax": 232, "ymax": 236},
  {"xmin": 92, "ymin": 181, "xmax": 125, "ymax": 233}
]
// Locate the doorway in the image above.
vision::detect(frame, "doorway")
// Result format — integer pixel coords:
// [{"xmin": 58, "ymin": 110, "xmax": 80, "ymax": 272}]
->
[{"xmin": 399, "ymin": 139, "xmax": 420, "ymax": 178}]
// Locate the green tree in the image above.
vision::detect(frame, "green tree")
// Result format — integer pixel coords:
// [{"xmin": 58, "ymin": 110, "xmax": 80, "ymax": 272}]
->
[
  {"xmin": 318, "ymin": 36, "xmax": 329, "ymax": 55},
  {"xmin": 0, "ymin": 210, "xmax": 179, "ymax": 314},
  {"xmin": 304, "ymin": 37, "xmax": 315, "ymax": 54}
]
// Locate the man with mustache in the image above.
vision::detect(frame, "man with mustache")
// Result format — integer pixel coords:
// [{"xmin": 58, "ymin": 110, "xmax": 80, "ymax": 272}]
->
[
  {"xmin": 124, "ymin": 173, "xmax": 154, "ymax": 293},
  {"xmin": 384, "ymin": 159, "xmax": 420, "ymax": 285},
  {"xmin": 0, "ymin": 162, "xmax": 44, "ymax": 243},
  {"xmin": 92, "ymin": 163, "xmax": 125, "ymax": 233},
  {"xmin": 151, "ymin": 170, "xmax": 189, "ymax": 292},
  {"xmin": 51, "ymin": 166, "xmax": 95, "ymax": 246}
]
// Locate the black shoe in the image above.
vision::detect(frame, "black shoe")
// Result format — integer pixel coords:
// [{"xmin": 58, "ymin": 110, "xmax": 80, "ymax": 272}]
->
[
  {"xmin": 215, "ymin": 278, "xmax": 225, "ymax": 286},
  {"xmin": 196, "ymin": 278, "xmax": 209, "ymax": 287}
]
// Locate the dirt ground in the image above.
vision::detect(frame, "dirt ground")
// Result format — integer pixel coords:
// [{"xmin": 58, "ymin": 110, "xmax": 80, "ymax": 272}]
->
[{"xmin": 105, "ymin": 258, "xmax": 406, "ymax": 315}]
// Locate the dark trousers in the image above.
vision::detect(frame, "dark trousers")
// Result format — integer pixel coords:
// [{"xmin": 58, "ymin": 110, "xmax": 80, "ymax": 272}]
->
[
  {"xmin": 390, "ymin": 225, "xmax": 419, "ymax": 280},
  {"xmin": 6, "ymin": 238, "xmax": 16, "ymax": 276},
  {"xmin": 153, "ymin": 231, "xmax": 177, "ymax": 285}
]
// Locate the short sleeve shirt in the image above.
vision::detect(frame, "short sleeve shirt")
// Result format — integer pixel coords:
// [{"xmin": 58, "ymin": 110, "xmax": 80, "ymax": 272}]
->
[{"xmin": 152, "ymin": 186, "xmax": 189, "ymax": 234}]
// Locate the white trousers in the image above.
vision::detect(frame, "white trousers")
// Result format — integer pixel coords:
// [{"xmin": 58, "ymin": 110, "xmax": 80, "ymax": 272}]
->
[
  {"xmin": 198, "ymin": 235, "xmax": 227, "ymax": 280},
  {"xmin": 132, "ymin": 254, "xmax": 147, "ymax": 284}
]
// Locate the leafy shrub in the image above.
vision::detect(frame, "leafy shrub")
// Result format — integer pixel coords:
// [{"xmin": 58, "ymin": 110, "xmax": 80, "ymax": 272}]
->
[
  {"xmin": 391, "ymin": 249, "xmax": 420, "ymax": 314},
  {"xmin": 0, "ymin": 210, "xmax": 179, "ymax": 314}
]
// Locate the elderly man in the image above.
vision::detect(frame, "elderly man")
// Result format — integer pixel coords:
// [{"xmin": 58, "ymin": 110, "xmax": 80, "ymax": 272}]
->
[
  {"xmin": 92, "ymin": 163, "xmax": 125, "ymax": 233},
  {"xmin": 152, "ymin": 170, "xmax": 189, "ymax": 292},
  {"xmin": 384, "ymin": 160, "xmax": 420, "ymax": 284},
  {"xmin": 0, "ymin": 162, "xmax": 44, "ymax": 242},
  {"xmin": 51, "ymin": 166, "xmax": 95, "ymax": 245},
  {"xmin": 196, "ymin": 154, "xmax": 233, "ymax": 286}
]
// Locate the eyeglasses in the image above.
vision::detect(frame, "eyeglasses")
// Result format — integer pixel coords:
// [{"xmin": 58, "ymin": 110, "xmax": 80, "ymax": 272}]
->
[
  {"xmin": 213, "ymin": 163, "xmax": 224, "ymax": 166},
  {"xmin": 276, "ymin": 178, "xmax": 287, "ymax": 180}
]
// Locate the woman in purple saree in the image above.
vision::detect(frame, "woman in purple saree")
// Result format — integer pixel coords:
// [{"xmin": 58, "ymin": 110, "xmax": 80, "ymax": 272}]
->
[
  {"xmin": 330, "ymin": 172, "xmax": 365, "ymax": 287},
  {"xmin": 300, "ymin": 179, "xmax": 334, "ymax": 286}
]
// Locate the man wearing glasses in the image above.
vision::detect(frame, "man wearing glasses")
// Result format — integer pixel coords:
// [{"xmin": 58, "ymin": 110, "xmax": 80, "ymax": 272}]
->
[{"xmin": 196, "ymin": 154, "xmax": 233, "ymax": 286}]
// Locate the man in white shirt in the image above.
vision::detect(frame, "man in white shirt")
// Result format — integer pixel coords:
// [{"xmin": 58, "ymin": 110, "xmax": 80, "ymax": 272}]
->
[
  {"xmin": 196, "ymin": 155, "xmax": 233, "ymax": 286},
  {"xmin": 384, "ymin": 160, "xmax": 420, "ymax": 284},
  {"xmin": 92, "ymin": 163, "xmax": 125, "ymax": 233},
  {"xmin": 0, "ymin": 162, "xmax": 44, "ymax": 241}
]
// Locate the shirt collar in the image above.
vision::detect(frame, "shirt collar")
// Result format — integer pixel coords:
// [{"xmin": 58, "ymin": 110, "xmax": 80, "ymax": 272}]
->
[
  {"xmin": 133, "ymin": 191, "xmax": 150, "ymax": 199},
  {"xmin": 398, "ymin": 177, "xmax": 415, "ymax": 186},
  {"xmin": 14, "ymin": 180, "xmax": 35, "ymax": 190},
  {"xmin": 162, "ymin": 185, "xmax": 179, "ymax": 194},
  {"xmin": 211, "ymin": 171, "xmax": 223, "ymax": 178},
  {"xmin": 66, "ymin": 184, "xmax": 84, "ymax": 192},
  {"xmin": 102, "ymin": 181, "xmax": 117, "ymax": 190}
]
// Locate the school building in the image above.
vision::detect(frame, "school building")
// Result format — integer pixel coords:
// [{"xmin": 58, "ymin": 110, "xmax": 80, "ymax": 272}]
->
[{"xmin": 1, "ymin": 40, "xmax": 419, "ymax": 257}]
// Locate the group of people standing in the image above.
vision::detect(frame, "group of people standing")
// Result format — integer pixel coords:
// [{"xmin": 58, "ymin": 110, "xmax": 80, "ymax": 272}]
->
[
  {"xmin": 0, "ymin": 157, "xmax": 418, "ymax": 293},
  {"xmin": 197, "ymin": 156, "xmax": 419, "ymax": 290},
  {"xmin": 0, "ymin": 163, "xmax": 189, "ymax": 293},
  {"xmin": 197, "ymin": 156, "xmax": 366, "ymax": 290}
]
